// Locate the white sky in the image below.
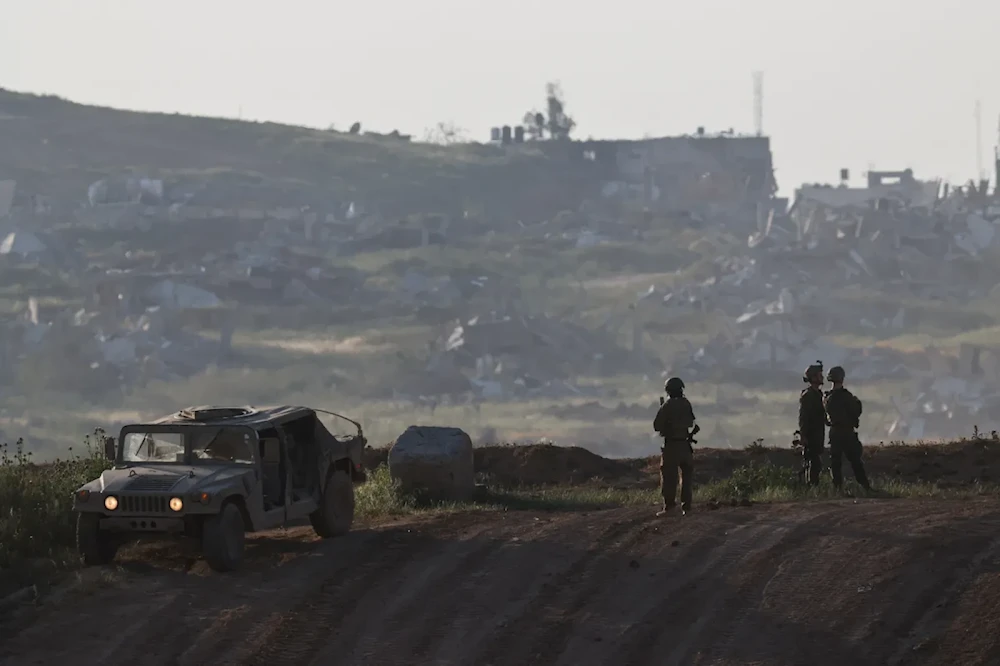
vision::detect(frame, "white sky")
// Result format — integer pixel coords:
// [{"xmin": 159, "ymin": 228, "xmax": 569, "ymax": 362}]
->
[{"xmin": 1, "ymin": 0, "xmax": 997, "ymax": 196}]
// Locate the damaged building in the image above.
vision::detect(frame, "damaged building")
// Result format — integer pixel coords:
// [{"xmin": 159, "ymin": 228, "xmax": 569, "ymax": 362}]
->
[{"xmin": 546, "ymin": 130, "xmax": 778, "ymax": 218}]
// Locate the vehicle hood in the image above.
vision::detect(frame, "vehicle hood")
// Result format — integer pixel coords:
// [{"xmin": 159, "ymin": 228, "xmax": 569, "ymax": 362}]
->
[{"xmin": 89, "ymin": 464, "xmax": 252, "ymax": 495}]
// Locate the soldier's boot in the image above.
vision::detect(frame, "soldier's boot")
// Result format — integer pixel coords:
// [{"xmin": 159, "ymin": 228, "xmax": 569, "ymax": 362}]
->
[
  {"xmin": 681, "ymin": 502, "xmax": 691, "ymax": 516},
  {"xmin": 656, "ymin": 497, "xmax": 676, "ymax": 517}
]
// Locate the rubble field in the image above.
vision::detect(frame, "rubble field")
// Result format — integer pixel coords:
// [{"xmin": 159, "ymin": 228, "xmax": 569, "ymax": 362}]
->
[
  {"xmin": 3, "ymin": 500, "xmax": 999, "ymax": 665},
  {"xmin": 362, "ymin": 438, "xmax": 1000, "ymax": 489},
  {"xmin": 4, "ymin": 90, "xmax": 1000, "ymax": 457}
]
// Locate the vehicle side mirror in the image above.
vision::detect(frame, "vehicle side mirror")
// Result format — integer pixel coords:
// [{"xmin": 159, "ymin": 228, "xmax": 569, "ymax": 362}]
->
[{"xmin": 104, "ymin": 436, "xmax": 116, "ymax": 461}]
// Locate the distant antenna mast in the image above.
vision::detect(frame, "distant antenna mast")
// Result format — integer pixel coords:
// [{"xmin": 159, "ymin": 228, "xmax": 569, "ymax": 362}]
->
[
  {"xmin": 975, "ymin": 99, "xmax": 983, "ymax": 180},
  {"xmin": 752, "ymin": 71, "xmax": 764, "ymax": 137}
]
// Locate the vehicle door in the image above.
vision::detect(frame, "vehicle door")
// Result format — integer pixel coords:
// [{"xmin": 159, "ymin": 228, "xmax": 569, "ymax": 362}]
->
[
  {"xmin": 273, "ymin": 422, "xmax": 317, "ymax": 520},
  {"xmin": 257, "ymin": 430, "xmax": 287, "ymax": 527}
]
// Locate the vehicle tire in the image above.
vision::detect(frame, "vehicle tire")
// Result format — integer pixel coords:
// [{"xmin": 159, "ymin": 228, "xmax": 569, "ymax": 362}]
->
[
  {"xmin": 310, "ymin": 468, "xmax": 354, "ymax": 538},
  {"xmin": 202, "ymin": 502, "xmax": 246, "ymax": 573},
  {"xmin": 76, "ymin": 513, "xmax": 119, "ymax": 566}
]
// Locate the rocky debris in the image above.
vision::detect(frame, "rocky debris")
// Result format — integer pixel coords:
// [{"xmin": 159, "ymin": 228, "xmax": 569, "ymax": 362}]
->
[
  {"xmin": 0, "ymin": 231, "xmax": 47, "ymax": 259},
  {"xmin": 634, "ymin": 173, "xmax": 1000, "ymax": 440},
  {"xmin": 425, "ymin": 313, "xmax": 638, "ymax": 401},
  {"xmin": 145, "ymin": 280, "xmax": 221, "ymax": 310},
  {"xmin": 87, "ymin": 176, "xmax": 164, "ymax": 206},
  {"xmin": 388, "ymin": 426, "xmax": 475, "ymax": 500},
  {"xmin": 3, "ymin": 151, "xmax": 1000, "ymax": 447}
]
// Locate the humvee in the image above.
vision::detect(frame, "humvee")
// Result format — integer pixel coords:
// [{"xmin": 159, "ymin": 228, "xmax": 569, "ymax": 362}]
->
[{"xmin": 72, "ymin": 405, "xmax": 368, "ymax": 572}]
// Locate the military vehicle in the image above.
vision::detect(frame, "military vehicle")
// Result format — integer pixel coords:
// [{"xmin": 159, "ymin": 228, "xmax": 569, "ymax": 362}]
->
[{"xmin": 72, "ymin": 405, "xmax": 368, "ymax": 572}]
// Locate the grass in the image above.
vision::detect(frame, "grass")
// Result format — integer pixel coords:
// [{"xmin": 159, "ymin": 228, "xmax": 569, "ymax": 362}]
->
[{"xmin": 353, "ymin": 458, "xmax": 1000, "ymax": 517}]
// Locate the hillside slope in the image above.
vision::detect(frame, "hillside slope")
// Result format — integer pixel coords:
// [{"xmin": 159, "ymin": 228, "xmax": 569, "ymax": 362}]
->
[
  {"xmin": 0, "ymin": 88, "xmax": 598, "ymax": 218},
  {"xmin": 2, "ymin": 499, "xmax": 998, "ymax": 666}
]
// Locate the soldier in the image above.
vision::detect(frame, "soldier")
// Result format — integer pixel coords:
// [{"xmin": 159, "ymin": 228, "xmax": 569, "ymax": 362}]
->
[
  {"xmin": 798, "ymin": 361, "xmax": 826, "ymax": 486},
  {"xmin": 824, "ymin": 366, "xmax": 872, "ymax": 491},
  {"xmin": 653, "ymin": 377, "xmax": 697, "ymax": 517}
]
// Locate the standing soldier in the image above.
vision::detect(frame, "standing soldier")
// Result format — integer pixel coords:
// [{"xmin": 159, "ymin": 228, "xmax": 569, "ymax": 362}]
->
[
  {"xmin": 824, "ymin": 366, "xmax": 872, "ymax": 491},
  {"xmin": 798, "ymin": 361, "xmax": 826, "ymax": 486},
  {"xmin": 653, "ymin": 377, "xmax": 697, "ymax": 517}
]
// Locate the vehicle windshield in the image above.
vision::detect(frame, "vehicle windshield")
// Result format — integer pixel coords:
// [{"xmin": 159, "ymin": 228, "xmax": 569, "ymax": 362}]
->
[
  {"xmin": 121, "ymin": 429, "xmax": 255, "ymax": 465},
  {"xmin": 122, "ymin": 432, "xmax": 185, "ymax": 463}
]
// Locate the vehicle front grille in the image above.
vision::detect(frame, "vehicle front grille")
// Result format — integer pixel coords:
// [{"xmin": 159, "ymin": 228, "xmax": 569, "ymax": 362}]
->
[{"xmin": 119, "ymin": 495, "xmax": 169, "ymax": 514}]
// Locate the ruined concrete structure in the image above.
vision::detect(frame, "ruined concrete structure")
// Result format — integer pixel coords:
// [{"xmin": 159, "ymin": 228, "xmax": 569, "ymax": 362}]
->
[
  {"xmin": 563, "ymin": 133, "xmax": 777, "ymax": 213},
  {"xmin": 791, "ymin": 169, "xmax": 941, "ymax": 215},
  {"xmin": 619, "ymin": 134, "xmax": 776, "ymax": 205}
]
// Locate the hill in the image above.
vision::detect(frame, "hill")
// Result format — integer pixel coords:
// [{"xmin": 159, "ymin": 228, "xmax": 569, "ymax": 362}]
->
[
  {"xmin": 0, "ymin": 88, "xmax": 596, "ymax": 220},
  {"xmin": 2, "ymin": 88, "xmax": 1000, "ymax": 458}
]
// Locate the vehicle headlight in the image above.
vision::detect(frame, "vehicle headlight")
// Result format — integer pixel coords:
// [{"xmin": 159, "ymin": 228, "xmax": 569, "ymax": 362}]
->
[
  {"xmin": 104, "ymin": 495, "xmax": 118, "ymax": 511},
  {"xmin": 169, "ymin": 497, "xmax": 183, "ymax": 512}
]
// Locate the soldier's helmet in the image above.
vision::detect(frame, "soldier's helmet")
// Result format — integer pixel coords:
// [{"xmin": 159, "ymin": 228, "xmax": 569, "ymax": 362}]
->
[
  {"xmin": 664, "ymin": 377, "xmax": 685, "ymax": 395},
  {"xmin": 803, "ymin": 360, "xmax": 824, "ymax": 383},
  {"xmin": 827, "ymin": 366, "xmax": 845, "ymax": 383}
]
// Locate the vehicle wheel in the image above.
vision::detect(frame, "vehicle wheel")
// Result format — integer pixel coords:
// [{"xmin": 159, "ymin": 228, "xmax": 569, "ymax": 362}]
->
[
  {"xmin": 202, "ymin": 502, "xmax": 246, "ymax": 572},
  {"xmin": 77, "ymin": 513, "xmax": 119, "ymax": 566},
  {"xmin": 310, "ymin": 469, "xmax": 354, "ymax": 538}
]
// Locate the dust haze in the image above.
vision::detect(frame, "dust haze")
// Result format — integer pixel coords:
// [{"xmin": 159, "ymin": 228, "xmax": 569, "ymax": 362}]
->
[{"xmin": 0, "ymin": 81, "xmax": 998, "ymax": 461}]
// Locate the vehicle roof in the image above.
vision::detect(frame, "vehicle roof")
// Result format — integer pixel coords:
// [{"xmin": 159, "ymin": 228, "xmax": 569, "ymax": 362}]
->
[{"xmin": 138, "ymin": 405, "xmax": 314, "ymax": 429}]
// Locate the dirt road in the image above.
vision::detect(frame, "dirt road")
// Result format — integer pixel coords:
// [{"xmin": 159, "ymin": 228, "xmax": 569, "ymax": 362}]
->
[{"xmin": 3, "ymin": 499, "xmax": 1000, "ymax": 666}]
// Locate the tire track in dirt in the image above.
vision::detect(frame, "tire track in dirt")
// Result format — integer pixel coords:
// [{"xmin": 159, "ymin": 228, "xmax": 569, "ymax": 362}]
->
[
  {"xmin": 398, "ymin": 515, "xmax": 598, "ymax": 665},
  {"xmin": 810, "ymin": 505, "xmax": 1000, "ymax": 666},
  {"xmin": 179, "ymin": 532, "xmax": 386, "ymax": 666},
  {"xmin": 0, "ymin": 576, "xmax": 175, "ymax": 666},
  {"xmin": 474, "ymin": 510, "xmax": 655, "ymax": 666},
  {"xmin": 616, "ymin": 515, "xmax": 790, "ymax": 666},
  {"xmin": 306, "ymin": 522, "xmax": 505, "ymax": 664},
  {"xmin": 522, "ymin": 520, "xmax": 686, "ymax": 665},
  {"xmin": 686, "ymin": 508, "xmax": 848, "ymax": 666},
  {"xmin": 229, "ymin": 514, "xmax": 489, "ymax": 666},
  {"xmin": 416, "ymin": 513, "xmax": 600, "ymax": 666},
  {"xmin": 621, "ymin": 506, "xmax": 843, "ymax": 666},
  {"xmin": 90, "ymin": 588, "xmax": 200, "ymax": 666},
  {"xmin": 885, "ymin": 526, "xmax": 1000, "ymax": 666},
  {"xmin": 232, "ymin": 533, "xmax": 431, "ymax": 666},
  {"xmin": 549, "ymin": 510, "xmax": 756, "ymax": 666}
]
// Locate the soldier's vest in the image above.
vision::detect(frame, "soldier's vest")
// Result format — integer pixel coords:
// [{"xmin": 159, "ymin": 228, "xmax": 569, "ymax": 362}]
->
[
  {"xmin": 660, "ymin": 398, "xmax": 693, "ymax": 441},
  {"xmin": 826, "ymin": 388, "xmax": 861, "ymax": 429}
]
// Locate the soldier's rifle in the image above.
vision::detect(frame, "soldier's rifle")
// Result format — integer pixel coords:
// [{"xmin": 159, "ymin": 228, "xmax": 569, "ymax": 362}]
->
[
  {"xmin": 687, "ymin": 424, "xmax": 701, "ymax": 453},
  {"xmin": 791, "ymin": 429, "xmax": 807, "ymax": 483}
]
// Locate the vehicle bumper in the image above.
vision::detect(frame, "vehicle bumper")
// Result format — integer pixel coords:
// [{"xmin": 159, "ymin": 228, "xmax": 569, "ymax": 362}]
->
[{"xmin": 99, "ymin": 516, "xmax": 186, "ymax": 533}]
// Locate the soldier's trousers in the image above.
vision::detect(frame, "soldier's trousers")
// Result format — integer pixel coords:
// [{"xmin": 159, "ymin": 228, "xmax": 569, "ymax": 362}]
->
[
  {"xmin": 660, "ymin": 439, "xmax": 693, "ymax": 509},
  {"xmin": 829, "ymin": 429, "xmax": 870, "ymax": 490},
  {"xmin": 801, "ymin": 435, "xmax": 824, "ymax": 486}
]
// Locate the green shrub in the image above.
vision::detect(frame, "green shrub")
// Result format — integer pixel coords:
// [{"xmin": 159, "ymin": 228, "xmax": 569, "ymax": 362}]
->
[
  {"xmin": 354, "ymin": 464, "xmax": 417, "ymax": 518},
  {"xmin": 0, "ymin": 430, "xmax": 113, "ymax": 568},
  {"xmin": 699, "ymin": 460, "xmax": 801, "ymax": 503}
]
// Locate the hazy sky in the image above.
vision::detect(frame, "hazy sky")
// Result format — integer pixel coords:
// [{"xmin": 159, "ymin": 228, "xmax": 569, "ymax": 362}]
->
[{"xmin": 2, "ymin": 0, "xmax": 997, "ymax": 195}]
